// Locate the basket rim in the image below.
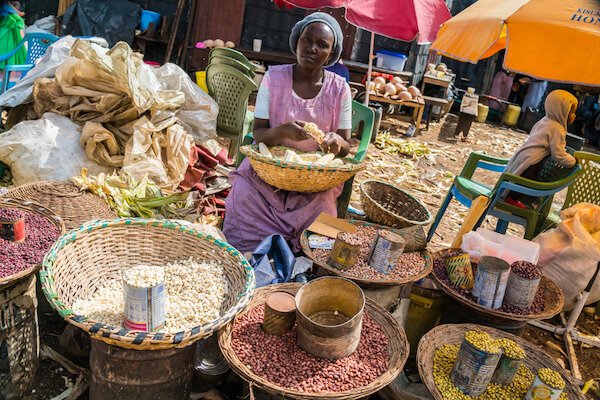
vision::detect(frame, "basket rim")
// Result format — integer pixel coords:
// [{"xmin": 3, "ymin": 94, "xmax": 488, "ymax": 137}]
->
[
  {"xmin": 360, "ymin": 179, "xmax": 433, "ymax": 225},
  {"xmin": 0, "ymin": 197, "xmax": 66, "ymax": 287},
  {"xmin": 416, "ymin": 323, "xmax": 585, "ymax": 400},
  {"xmin": 240, "ymin": 145, "xmax": 365, "ymax": 173},
  {"xmin": 430, "ymin": 249, "xmax": 564, "ymax": 321},
  {"xmin": 218, "ymin": 283, "xmax": 409, "ymax": 400},
  {"xmin": 39, "ymin": 218, "xmax": 256, "ymax": 349},
  {"xmin": 300, "ymin": 220, "xmax": 432, "ymax": 287}
]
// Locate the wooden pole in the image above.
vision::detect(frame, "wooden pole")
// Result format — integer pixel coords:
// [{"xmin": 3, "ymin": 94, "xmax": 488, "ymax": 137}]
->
[
  {"xmin": 179, "ymin": 0, "xmax": 197, "ymax": 68},
  {"xmin": 164, "ymin": 0, "xmax": 186, "ymax": 65}
]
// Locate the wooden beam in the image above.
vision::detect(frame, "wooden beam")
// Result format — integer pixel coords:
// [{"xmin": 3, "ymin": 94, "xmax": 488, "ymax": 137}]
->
[{"xmin": 165, "ymin": 0, "xmax": 186, "ymax": 64}]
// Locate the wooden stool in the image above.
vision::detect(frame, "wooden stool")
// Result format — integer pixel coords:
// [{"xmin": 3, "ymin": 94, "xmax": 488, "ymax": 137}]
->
[{"xmin": 422, "ymin": 96, "xmax": 449, "ymax": 131}]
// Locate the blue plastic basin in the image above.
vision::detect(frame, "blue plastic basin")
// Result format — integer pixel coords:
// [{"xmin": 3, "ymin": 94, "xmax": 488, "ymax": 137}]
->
[{"xmin": 140, "ymin": 10, "xmax": 161, "ymax": 31}]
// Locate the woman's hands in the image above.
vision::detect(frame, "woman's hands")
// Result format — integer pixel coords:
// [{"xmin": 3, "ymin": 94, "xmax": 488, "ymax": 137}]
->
[
  {"xmin": 281, "ymin": 121, "xmax": 311, "ymax": 142},
  {"xmin": 320, "ymin": 132, "xmax": 347, "ymax": 156}
]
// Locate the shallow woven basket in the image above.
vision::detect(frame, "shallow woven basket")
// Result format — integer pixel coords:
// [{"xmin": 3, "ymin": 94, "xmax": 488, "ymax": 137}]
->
[
  {"xmin": 431, "ymin": 249, "xmax": 564, "ymax": 322},
  {"xmin": 360, "ymin": 180, "xmax": 432, "ymax": 229},
  {"xmin": 40, "ymin": 218, "xmax": 255, "ymax": 350},
  {"xmin": 300, "ymin": 220, "xmax": 432, "ymax": 287},
  {"xmin": 0, "ymin": 197, "xmax": 65, "ymax": 287},
  {"xmin": 239, "ymin": 145, "xmax": 365, "ymax": 193},
  {"xmin": 3, "ymin": 181, "xmax": 116, "ymax": 230},
  {"xmin": 218, "ymin": 283, "xmax": 409, "ymax": 400},
  {"xmin": 416, "ymin": 323, "xmax": 584, "ymax": 400}
]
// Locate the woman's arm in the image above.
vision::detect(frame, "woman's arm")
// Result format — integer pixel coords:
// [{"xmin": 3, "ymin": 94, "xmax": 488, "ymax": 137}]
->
[
  {"xmin": 321, "ymin": 84, "xmax": 352, "ymax": 157},
  {"xmin": 253, "ymin": 118, "xmax": 309, "ymax": 146}
]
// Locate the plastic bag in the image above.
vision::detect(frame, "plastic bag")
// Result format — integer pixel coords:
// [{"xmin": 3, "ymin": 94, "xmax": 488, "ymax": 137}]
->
[
  {"xmin": 0, "ymin": 113, "xmax": 111, "ymax": 185},
  {"xmin": 250, "ymin": 235, "xmax": 296, "ymax": 288},
  {"xmin": 534, "ymin": 203, "xmax": 600, "ymax": 309}
]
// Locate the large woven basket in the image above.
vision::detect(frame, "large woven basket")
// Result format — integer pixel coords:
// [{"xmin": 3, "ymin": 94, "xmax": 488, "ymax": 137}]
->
[
  {"xmin": 360, "ymin": 180, "xmax": 432, "ymax": 229},
  {"xmin": 300, "ymin": 220, "xmax": 432, "ymax": 287},
  {"xmin": 239, "ymin": 145, "xmax": 365, "ymax": 193},
  {"xmin": 0, "ymin": 197, "xmax": 65, "ymax": 287},
  {"xmin": 219, "ymin": 283, "xmax": 409, "ymax": 400},
  {"xmin": 416, "ymin": 323, "xmax": 584, "ymax": 400},
  {"xmin": 2, "ymin": 181, "xmax": 116, "ymax": 230},
  {"xmin": 431, "ymin": 249, "xmax": 564, "ymax": 322},
  {"xmin": 40, "ymin": 219, "xmax": 255, "ymax": 350}
]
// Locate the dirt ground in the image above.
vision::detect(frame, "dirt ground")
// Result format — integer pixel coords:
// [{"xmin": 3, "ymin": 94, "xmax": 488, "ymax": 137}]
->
[{"xmin": 25, "ymin": 109, "xmax": 600, "ymax": 399}]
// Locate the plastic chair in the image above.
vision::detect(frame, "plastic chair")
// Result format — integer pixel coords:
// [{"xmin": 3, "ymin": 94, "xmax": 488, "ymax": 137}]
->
[
  {"xmin": 206, "ymin": 63, "xmax": 258, "ymax": 159},
  {"xmin": 238, "ymin": 100, "xmax": 374, "ymax": 217},
  {"xmin": 209, "ymin": 48, "xmax": 257, "ymax": 72},
  {"xmin": 208, "ymin": 55, "xmax": 255, "ymax": 78},
  {"xmin": 0, "ymin": 32, "xmax": 58, "ymax": 94},
  {"xmin": 427, "ymin": 151, "xmax": 583, "ymax": 241}
]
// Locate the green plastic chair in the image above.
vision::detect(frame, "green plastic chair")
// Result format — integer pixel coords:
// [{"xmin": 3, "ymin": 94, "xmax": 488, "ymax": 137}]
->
[
  {"xmin": 209, "ymin": 48, "xmax": 257, "ymax": 72},
  {"xmin": 427, "ymin": 151, "xmax": 583, "ymax": 241},
  {"xmin": 208, "ymin": 55, "xmax": 255, "ymax": 78},
  {"xmin": 238, "ymin": 100, "xmax": 374, "ymax": 217},
  {"xmin": 206, "ymin": 63, "xmax": 258, "ymax": 159}
]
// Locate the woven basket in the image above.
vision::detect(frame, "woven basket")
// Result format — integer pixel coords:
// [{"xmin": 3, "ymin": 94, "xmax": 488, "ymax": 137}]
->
[
  {"xmin": 360, "ymin": 180, "xmax": 432, "ymax": 229},
  {"xmin": 431, "ymin": 249, "xmax": 564, "ymax": 322},
  {"xmin": 416, "ymin": 323, "xmax": 584, "ymax": 400},
  {"xmin": 239, "ymin": 145, "xmax": 364, "ymax": 193},
  {"xmin": 40, "ymin": 218, "xmax": 255, "ymax": 350},
  {"xmin": 3, "ymin": 181, "xmax": 116, "ymax": 230},
  {"xmin": 0, "ymin": 197, "xmax": 65, "ymax": 287},
  {"xmin": 300, "ymin": 220, "xmax": 432, "ymax": 287},
  {"xmin": 218, "ymin": 283, "xmax": 409, "ymax": 400}
]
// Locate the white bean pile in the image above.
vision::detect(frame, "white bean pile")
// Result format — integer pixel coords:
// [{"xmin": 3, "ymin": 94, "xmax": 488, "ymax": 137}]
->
[{"xmin": 73, "ymin": 258, "xmax": 229, "ymax": 332}]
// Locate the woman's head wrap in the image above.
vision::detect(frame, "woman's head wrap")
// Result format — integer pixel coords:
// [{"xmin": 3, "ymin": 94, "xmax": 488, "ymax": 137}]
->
[{"xmin": 289, "ymin": 12, "xmax": 343, "ymax": 67}]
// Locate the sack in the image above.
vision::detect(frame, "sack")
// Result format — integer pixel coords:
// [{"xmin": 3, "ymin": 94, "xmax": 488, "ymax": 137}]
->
[
  {"xmin": 0, "ymin": 113, "xmax": 111, "ymax": 185},
  {"xmin": 534, "ymin": 203, "xmax": 600, "ymax": 310},
  {"xmin": 460, "ymin": 93, "xmax": 479, "ymax": 116}
]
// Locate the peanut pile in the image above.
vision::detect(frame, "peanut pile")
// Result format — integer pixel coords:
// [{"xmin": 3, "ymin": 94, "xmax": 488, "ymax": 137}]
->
[
  {"xmin": 0, "ymin": 208, "xmax": 60, "ymax": 278},
  {"xmin": 313, "ymin": 226, "xmax": 426, "ymax": 281},
  {"xmin": 433, "ymin": 344, "xmax": 568, "ymax": 400},
  {"xmin": 433, "ymin": 255, "xmax": 545, "ymax": 315},
  {"xmin": 231, "ymin": 305, "xmax": 389, "ymax": 393}
]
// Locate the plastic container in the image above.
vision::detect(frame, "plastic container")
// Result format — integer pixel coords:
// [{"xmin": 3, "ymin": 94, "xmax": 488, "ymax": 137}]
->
[
  {"xmin": 471, "ymin": 228, "xmax": 540, "ymax": 265},
  {"xmin": 140, "ymin": 10, "xmax": 161, "ymax": 31},
  {"xmin": 376, "ymin": 50, "xmax": 407, "ymax": 71},
  {"xmin": 502, "ymin": 104, "xmax": 521, "ymax": 126},
  {"xmin": 476, "ymin": 103, "xmax": 489, "ymax": 123},
  {"xmin": 405, "ymin": 284, "xmax": 446, "ymax": 357},
  {"xmin": 195, "ymin": 71, "xmax": 208, "ymax": 93}
]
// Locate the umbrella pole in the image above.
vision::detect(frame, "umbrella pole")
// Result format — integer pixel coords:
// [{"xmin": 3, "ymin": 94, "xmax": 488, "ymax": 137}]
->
[{"xmin": 364, "ymin": 31, "xmax": 375, "ymax": 106}]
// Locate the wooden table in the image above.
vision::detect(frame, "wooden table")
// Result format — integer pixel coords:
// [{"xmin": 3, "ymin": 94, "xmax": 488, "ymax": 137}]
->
[
  {"xmin": 343, "ymin": 60, "xmax": 414, "ymax": 84},
  {"xmin": 420, "ymin": 72, "xmax": 454, "ymax": 98},
  {"xmin": 369, "ymin": 94, "xmax": 425, "ymax": 135}
]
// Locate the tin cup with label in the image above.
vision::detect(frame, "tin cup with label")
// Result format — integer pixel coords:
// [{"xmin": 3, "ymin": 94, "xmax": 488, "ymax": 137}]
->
[
  {"xmin": 368, "ymin": 230, "xmax": 405, "ymax": 275},
  {"xmin": 123, "ymin": 266, "xmax": 166, "ymax": 332},
  {"xmin": 327, "ymin": 232, "xmax": 361, "ymax": 271},
  {"xmin": 451, "ymin": 334, "xmax": 502, "ymax": 396},
  {"xmin": 445, "ymin": 253, "xmax": 474, "ymax": 290},
  {"xmin": 472, "ymin": 256, "xmax": 510, "ymax": 309}
]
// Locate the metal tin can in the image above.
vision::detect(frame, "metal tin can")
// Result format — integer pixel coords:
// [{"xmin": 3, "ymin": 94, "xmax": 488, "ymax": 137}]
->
[
  {"xmin": 123, "ymin": 277, "xmax": 166, "ymax": 332},
  {"xmin": 445, "ymin": 253, "xmax": 474, "ymax": 289},
  {"xmin": 0, "ymin": 213, "xmax": 25, "ymax": 242},
  {"xmin": 472, "ymin": 256, "xmax": 510, "ymax": 309},
  {"xmin": 504, "ymin": 272, "xmax": 541, "ymax": 309},
  {"xmin": 492, "ymin": 354, "xmax": 524, "ymax": 385},
  {"xmin": 327, "ymin": 232, "xmax": 361, "ymax": 271},
  {"xmin": 525, "ymin": 374, "xmax": 564, "ymax": 400},
  {"xmin": 368, "ymin": 230, "xmax": 405, "ymax": 275},
  {"xmin": 451, "ymin": 337, "xmax": 502, "ymax": 396},
  {"xmin": 262, "ymin": 291, "xmax": 296, "ymax": 335}
]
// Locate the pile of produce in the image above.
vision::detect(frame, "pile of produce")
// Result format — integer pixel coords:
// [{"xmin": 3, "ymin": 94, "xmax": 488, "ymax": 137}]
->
[
  {"xmin": 433, "ymin": 251, "xmax": 545, "ymax": 315},
  {"xmin": 375, "ymin": 132, "xmax": 431, "ymax": 157},
  {"xmin": 257, "ymin": 143, "xmax": 346, "ymax": 167},
  {"xmin": 433, "ymin": 330, "xmax": 567, "ymax": 400},
  {"xmin": 0, "ymin": 208, "xmax": 60, "ymax": 279},
  {"xmin": 230, "ymin": 305, "xmax": 389, "ymax": 393},
  {"xmin": 367, "ymin": 75, "xmax": 424, "ymax": 102},
  {"xmin": 72, "ymin": 258, "xmax": 229, "ymax": 332},
  {"xmin": 312, "ymin": 225, "xmax": 427, "ymax": 281}
]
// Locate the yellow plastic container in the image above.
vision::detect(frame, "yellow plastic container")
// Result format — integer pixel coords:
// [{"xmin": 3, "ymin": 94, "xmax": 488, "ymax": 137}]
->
[
  {"xmin": 405, "ymin": 286, "xmax": 446, "ymax": 356},
  {"xmin": 195, "ymin": 71, "xmax": 208, "ymax": 93},
  {"xmin": 476, "ymin": 103, "xmax": 489, "ymax": 123},
  {"xmin": 503, "ymin": 104, "xmax": 521, "ymax": 126}
]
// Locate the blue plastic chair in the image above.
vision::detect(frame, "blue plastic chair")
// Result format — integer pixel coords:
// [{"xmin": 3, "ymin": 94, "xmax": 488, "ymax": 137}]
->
[{"xmin": 0, "ymin": 32, "xmax": 58, "ymax": 94}]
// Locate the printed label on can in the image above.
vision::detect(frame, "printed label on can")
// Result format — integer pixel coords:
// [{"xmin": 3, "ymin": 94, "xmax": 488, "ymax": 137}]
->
[
  {"xmin": 0, "ymin": 218, "xmax": 25, "ymax": 242},
  {"xmin": 451, "ymin": 340, "xmax": 502, "ymax": 396},
  {"xmin": 123, "ymin": 281, "xmax": 166, "ymax": 331},
  {"xmin": 368, "ymin": 231, "xmax": 405, "ymax": 275},
  {"xmin": 525, "ymin": 375, "xmax": 563, "ymax": 400},
  {"xmin": 473, "ymin": 264, "xmax": 510, "ymax": 309}
]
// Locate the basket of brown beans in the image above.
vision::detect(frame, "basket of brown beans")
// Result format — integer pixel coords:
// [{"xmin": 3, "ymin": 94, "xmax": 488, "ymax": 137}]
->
[
  {"xmin": 416, "ymin": 324, "xmax": 584, "ymax": 400},
  {"xmin": 218, "ymin": 283, "xmax": 409, "ymax": 400},
  {"xmin": 0, "ymin": 197, "xmax": 64, "ymax": 287}
]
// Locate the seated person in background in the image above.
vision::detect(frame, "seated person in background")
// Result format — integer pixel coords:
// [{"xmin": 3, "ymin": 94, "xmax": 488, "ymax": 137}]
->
[
  {"xmin": 326, "ymin": 59, "xmax": 350, "ymax": 83},
  {"xmin": 504, "ymin": 90, "xmax": 578, "ymax": 207},
  {"xmin": 488, "ymin": 70, "xmax": 514, "ymax": 113},
  {"xmin": 224, "ymin": 12, "xmax": 352, "ymax": 253}
]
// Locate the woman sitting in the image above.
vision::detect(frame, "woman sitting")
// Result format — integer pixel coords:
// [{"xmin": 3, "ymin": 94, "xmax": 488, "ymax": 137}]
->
[{"xmin": 224, "ymin": 13, "xmax": 352, "ymax": 253}]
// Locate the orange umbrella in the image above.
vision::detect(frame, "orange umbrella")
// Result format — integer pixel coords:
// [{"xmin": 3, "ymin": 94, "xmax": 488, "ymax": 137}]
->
[{"xmin": 431, "ymin": 0, "xmax": 600, "ymax": 86}]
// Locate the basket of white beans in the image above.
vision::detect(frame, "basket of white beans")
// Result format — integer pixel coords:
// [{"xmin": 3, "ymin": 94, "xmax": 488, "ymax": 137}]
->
[{"xmin": 40, "ymin": 219, "xmax": 255, "ymax": 349}]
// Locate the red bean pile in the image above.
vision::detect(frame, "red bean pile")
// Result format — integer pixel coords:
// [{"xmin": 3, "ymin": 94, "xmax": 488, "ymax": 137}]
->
[
  {"xmin": 433, "ymin": 255, "xmax": 545, "ymax": 315},
  {"xmin": 313, "ymin": 226, "xmax": 426, "ymax": 281},
  {"xmin": 0, "ymin": 208, "xmax": 60, "ymax": 278},
  {"xmin": 231, "ymin": 305, "xmax": 389, "ymax": 393},
  {"xmin": 511, "ymin": 260, "xmax": 542, "ymax": 280}
]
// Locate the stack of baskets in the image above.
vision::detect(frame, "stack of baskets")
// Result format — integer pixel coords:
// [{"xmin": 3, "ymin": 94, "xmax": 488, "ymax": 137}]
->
[{"xmin": 239, "ymin": 145, "xmax": 365, "ymax": 193}]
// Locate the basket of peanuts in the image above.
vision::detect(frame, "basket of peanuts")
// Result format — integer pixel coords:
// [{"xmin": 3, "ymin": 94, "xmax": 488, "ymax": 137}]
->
[
  {"xmin": 416, "ymin": 324, "xmax": 584, "ymax": 400},
  {"xmin": 239, "ymin": 123, "xmax": 365, "ymax": 193},
  {"xmin": 40, "ymin": 218, "xmax": 255, "ymax": 349}
]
